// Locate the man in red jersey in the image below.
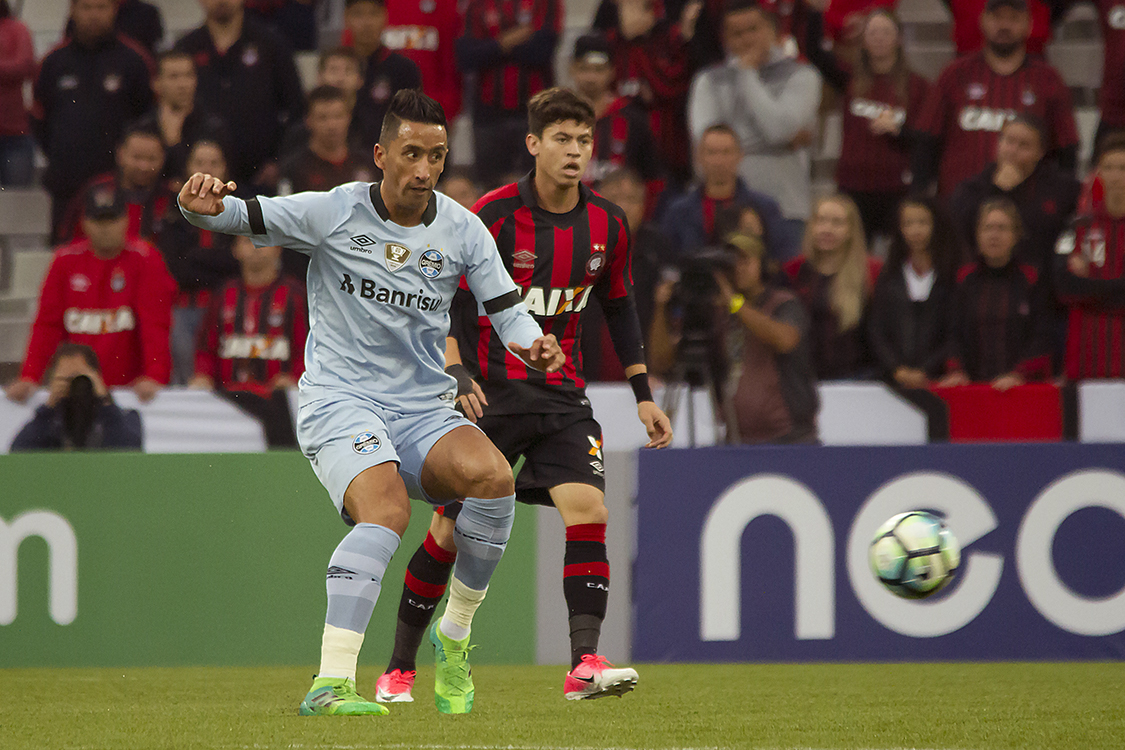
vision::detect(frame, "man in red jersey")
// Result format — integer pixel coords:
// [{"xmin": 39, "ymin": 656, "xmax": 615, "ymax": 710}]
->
[
  {"xmin": 191, "ymin": 235, "xmax": 307, "ymax": 446},
  {"xmin": 6, "ymin": 183, "xmax": 175, "ymax": 404},
  {"xmin": 911, "ymin": 0, "xmax": 1077, "ymax": 198},
  {"xmin": 1056, "ymin": 134, "xmax": 1125, "ymax": 379},
  {"xmin": 374, "ymin": 88, "xmax": 672, "ymax": 704},
  {"xmin": 383, "ymin": 0, "xmax": 464, "ymax": 121}
]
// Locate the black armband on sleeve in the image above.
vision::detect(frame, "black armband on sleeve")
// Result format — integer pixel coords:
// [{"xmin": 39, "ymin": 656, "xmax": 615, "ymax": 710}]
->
[
  {"xmin": 629, "ymin": 372, "xmax": 654, "ymax": 404},
  {"xmin": 601, "ymin": 295, "xmax": 645, "ymax": 370},
  {"xmin": 245, "ymin": 198, "xmax": 266, "ymax": 235},
  {"xmin": 483, "ymin": 289, "xmax": 523, "ymax": 314}
]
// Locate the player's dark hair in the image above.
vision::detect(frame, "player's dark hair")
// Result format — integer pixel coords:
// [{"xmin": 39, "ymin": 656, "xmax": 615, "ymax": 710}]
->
[
  {"xmin": 527, "ymin": 87, "xmax": 596, "ymax": 138},
  {"xmin": 976, "ymin": 197, "xmax": 1025, "ymax": 239},
  {"xmin": 1098, "ymin": 132, "xmax": 1125, "ymax": 161},
  {"xmin": 700, "ymin": 122, "xmax": 741, "ymax": 146},
  {"xmin": 380, "ymin": 88, "xmax": 447, "ymax": 144},
  {"xmin": 156, "ymin": 49, "xmax": 193, "ymax": 74},
  {"xmin": 319, "ymin": 45, "xmax": 364, "ymax": 75},
  {"xmin": 118, "ymin": 123, "xmax": 164, "ymax": 150},
  {"xmin": 47, "ymin": 343, "xmax": 102, "ymax": 379},
  {"xmin": 1001, "ymin": 112, "xmax": 1048, "ymax": 151},
  {"xmin": 307, "ymin": 84, "xmax": 349, "ymax": 109},
  {"xmin": 887, "ymin": 195, "xmax": 962, "ymax": 282}
]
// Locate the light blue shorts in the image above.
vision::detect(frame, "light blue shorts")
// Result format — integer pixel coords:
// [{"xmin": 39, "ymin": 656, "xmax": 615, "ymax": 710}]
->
[{"xmin": 296, "ymin": 392, "xmax": 479, "ymax": 524}]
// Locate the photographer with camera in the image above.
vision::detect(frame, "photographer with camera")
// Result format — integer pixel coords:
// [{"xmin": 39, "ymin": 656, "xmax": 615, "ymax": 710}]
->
[
  {"xmin": 10, "ymin": 343, "xmax": 142, "ymax": 451},
  {"xmin": 651, "ymin": 232, "xmax": 818, "ymax": 444}
]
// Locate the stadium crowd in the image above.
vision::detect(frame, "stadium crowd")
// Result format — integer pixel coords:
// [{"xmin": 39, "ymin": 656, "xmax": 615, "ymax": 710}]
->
[{"xmin": 3, "ymin": 0, "xmax": 1125, "ymax": 446}]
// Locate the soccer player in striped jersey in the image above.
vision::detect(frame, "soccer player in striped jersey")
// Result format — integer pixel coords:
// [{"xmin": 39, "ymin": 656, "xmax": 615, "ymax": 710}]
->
[{"xmin": 377, "ymin": 87, "xmax": 673, "ymax": 703}]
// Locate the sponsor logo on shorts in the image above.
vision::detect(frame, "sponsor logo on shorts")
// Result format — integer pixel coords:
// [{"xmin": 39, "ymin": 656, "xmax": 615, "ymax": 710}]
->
[
  {"xmin": 353, "ymin": 431, "xmax": 381, "ymax": 455},
  {"xmin": 419, "ymin": 249, "xmax": 444, "ymax": 278},
  {"xmin": 588, "ymin": 435, "xmax": 604, "ymax": 476}
]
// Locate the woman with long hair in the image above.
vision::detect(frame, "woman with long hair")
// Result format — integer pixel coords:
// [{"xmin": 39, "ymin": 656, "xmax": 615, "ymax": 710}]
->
[
  {"xmin": 803, "ymin": 2, "xmax": 930, "ymax": 242},
  {"xmin": 784, "ymin": 193, "xmax": 882, "ymax": 379},
  {"xmin": 868, "ymin": 197, "xmax": 961, "ymax": 388},
  {"xmin": 940, "ymin": 198, "xmax": 1052, "ymax": 389},
  {"xmin": 0, "ymin": 0, "xmax": 37, "ymax": 187}
]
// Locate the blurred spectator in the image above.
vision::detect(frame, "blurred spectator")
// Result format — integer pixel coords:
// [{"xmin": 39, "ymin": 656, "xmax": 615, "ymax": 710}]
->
[
  {"xmin": 0, "ymin": 0, "xmax": 36, "ymax": 187},
  {"xmin": 816, "ymin": 0, "xmax": 896, "ymax": 44},
  {"xmin": 911, "ymin": 0, "xmax": 1077, "ymax": 198},
  {"xmin": 64, "ymin": 0, "xmax": 165, "ymax": 55},
  {"xmin": 457, "ymin": 0, "xmax": 561, "ymax": 188},
  {"xmin": 804, "ymin": 4, "xmax": 929, "ymax": 243},
  {"xmin": 244, "ymin": 0, "xmax": 316, "ymax": 51},
  {"xmin": 783, "ymin": 194, "xmax": 882, "ymax": 380},
  {"xmin": 279, "ymin": 45, "xmax": 366, "ymax": 156},
  {"xmin": 6, "ymin": 183, "xmax": 174, "ymax": 405},
  {"xmin": 1055, "ymin": 134, "xmax": 1125, "ymax": 379},
  {"xmin": 949, "ymin": 114, "xmax": 1079, "ymax": 276},
  {"xmin": 607, "ymin": 0, "xmax": 698, "ymax": 184},
  {"xmin": 570, "ymin": 32, "xmax": 664, "ymax": 198},
  {"xmin": 58, "ymin": 125, "xmax": 170, "ymax": 245},
  {"xmin": 1093, "ymin": 0, "xmax": 1125, "ymax": 155},
  {"xmin": 277, "ymin": 85, "xmax": 376, "ymax": 279},
  {"xmin": 595, "ymin": 0, "xmax": 723, "ymax": 77},
  {"xmin": 190, "ymin": 235, "xmax": 307, "ymax": 447},
  {"xmin": 136, "ymin": 50, "xmax": 231, "ymax": 184},
  {"xmin": 942, "ymin": 0, "xmax": 1062, "ymax": 56},
  {"xmin": 438, "ymin": 166, "xmax": 481, "ymax": 210},
  {"xmin": 343, "ymin": 0, "xmax": 422, "ymax": 153},
  {"xmin": 689, "ymin": 1, "xmax": 821, "ymax": 243},
  {"xmin": 383, "ymin": 0, "xmax": 464, "ymax": 120},
  {"xmin": 581, "ymin": 168, "xmax": 675, "ymax": 380},
  {"xmin": 33, "ymin": 0, "xmax": 154, "ymax": 242},
  {"xmin": 940, "ymin": 197, "xmax": 1051, "ymax": 388},
  {"xmin": 868, "ymin": 197, "xmax": 960, "ymax": 388},
  {"xmin": 156, "ymin": 139, "xmax": 239, "ymax": 384},
  {"xmin": 10, "ymin": 343, "xmax": 143, "ymax": 451},
  {"xmin": 661, "ymin": 124, "xmax": 793, "ymax": 261},
  {"xmin": 175, "ymin": 0, "xmax": 306, "ymax": 191},
  {"xmin": 651, "ymin": 232, "xmax": 818, "ymax": 442}
]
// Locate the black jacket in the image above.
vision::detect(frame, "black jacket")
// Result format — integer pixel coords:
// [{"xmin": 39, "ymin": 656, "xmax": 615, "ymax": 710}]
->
[
  {"xmin": 10, "ymin": 402, "xmax": 143, "ymax": 452},
  {"xmin": 32, "ymin": 33, "xmax": 154, "ymax": 195},
  {"xmin": 868, "ymin": 264, "xmax": 955, "ymax": 379}
]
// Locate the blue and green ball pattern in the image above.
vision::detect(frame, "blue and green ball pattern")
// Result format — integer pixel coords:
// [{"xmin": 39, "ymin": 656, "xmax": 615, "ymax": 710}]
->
[{"xmin": 869, "ymin": 511, "xmax": 961, "ymax": 599}]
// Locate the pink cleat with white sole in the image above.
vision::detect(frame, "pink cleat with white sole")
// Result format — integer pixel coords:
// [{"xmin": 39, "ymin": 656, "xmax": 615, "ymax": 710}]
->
[
  {"xmin": 563, "ymin": 654, "xmax": 638, "ymax": 700},
  {"xmin": 375, "ymin": 669, "xmax": 415, "ymax": 703}
]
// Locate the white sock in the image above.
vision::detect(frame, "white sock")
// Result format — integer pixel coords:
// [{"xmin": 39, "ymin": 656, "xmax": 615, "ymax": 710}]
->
[
  {"xmin": 439, "ymin": 576, "xmax": 487, "ymax": 642},
  {"xmin": 318, "ymin": 623, "xmax": 365, "ymax": 681}
]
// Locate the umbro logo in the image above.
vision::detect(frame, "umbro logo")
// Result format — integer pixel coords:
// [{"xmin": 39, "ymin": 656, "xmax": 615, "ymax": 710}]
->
[{"xmin": 351, "ymin": 234, "xmax": 376, "ymax": 246}]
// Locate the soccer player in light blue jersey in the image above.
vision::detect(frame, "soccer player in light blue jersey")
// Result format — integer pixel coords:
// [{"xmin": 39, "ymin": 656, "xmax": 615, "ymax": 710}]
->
[{"xmin": 177, "ymin": 90, "xmax": 564, "ymax": 716}]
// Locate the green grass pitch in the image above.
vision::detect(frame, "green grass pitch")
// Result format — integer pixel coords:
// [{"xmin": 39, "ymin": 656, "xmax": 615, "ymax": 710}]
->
[{"xmin": 2, "ymin": 663, "xmax": 1122, "ymax": 749}]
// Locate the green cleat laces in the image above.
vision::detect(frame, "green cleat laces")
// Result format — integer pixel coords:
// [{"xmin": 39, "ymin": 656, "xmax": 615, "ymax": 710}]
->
[
  {"xmin": 298, "ymin": 677, "xmax": 390, "ymax": 716},
  {"xmin": 430, "ymin": 622, "xmax": 475, "ymax": 714}
]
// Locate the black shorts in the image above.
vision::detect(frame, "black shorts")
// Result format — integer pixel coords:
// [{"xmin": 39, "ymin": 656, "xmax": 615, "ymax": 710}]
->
[{"xmin": 438, "ymin": 409, "xmax": 605, "ymax": 514}]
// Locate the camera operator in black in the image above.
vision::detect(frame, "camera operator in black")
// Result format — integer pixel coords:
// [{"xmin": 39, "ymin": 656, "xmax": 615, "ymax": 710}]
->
[
  {"xmin": 650, "ymin": 232, "xmax": 818, "ymax": 443},
  {"xmin": 10, "ymin": 343, "xmax": 143, "ymax": 451}
]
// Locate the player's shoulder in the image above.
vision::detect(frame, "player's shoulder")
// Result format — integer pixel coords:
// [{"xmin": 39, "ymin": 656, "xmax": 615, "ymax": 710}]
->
[
  {"xmin": 433, "ymin": 190, "xmax": 488, "ymax": 231},
  {"xmin": 586, "ymin": 187, "xmax": 629, "ymax": 226},
  {"xmin": 471, "ymin": 182, "xmax": 524, "ymax": 220}
]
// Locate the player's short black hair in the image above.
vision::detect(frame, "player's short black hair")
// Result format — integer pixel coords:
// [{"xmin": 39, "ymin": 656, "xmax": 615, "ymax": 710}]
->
[
  {"xmin": 118, "ymin": 123, "xmax": 164, "ymax": 150},
  {"xmin": 156, "ymin": 49, "xmax": 193, "ymax": 74},
  {"xmin": 379, "ymin": 89, "xmax": 448, "ymax": 144},
  {"xmin": 527, "ymin": 87, "xmax": 596, "ymax": 138},
  {"xmin": 1098, "ymin": 132, "xmax": 1125, "ymax": 161},
  {"xmin": 1001, "ymin": 113, "xmax": 1047, "ymax": 150},
  {"xmin": 47, "ymin": 343, "xmax": 102, "ymax": 379},
  {"xmin": 307, "ymin": 84, "xmax": 349, "ymax": 110}
]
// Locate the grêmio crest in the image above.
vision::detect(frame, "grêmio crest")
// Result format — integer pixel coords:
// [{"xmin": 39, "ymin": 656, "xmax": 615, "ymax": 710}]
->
[{"xmin": 384, "ymin": 242, "xmax": 412, "ymax": 272}]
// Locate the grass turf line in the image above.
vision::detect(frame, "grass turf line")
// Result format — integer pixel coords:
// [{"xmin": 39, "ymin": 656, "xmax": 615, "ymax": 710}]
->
[{"xmin": 1, "ymin": 663, "xmax": 1122, "ymax": 750}]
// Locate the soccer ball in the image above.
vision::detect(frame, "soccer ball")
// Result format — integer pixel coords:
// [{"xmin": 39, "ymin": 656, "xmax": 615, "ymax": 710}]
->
[{"xmin": 869, "ymin": 511, "xmax": 961, "ymax": 599}]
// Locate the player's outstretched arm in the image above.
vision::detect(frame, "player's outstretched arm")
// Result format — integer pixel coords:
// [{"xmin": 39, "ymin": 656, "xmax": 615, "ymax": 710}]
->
[
  {"xmin": 178, "ymin": 173, "xmax": 237, "ymax": 216},
  {"xmin": 508, "ymin": 334, "xmax": 564, "ymax": 374}
]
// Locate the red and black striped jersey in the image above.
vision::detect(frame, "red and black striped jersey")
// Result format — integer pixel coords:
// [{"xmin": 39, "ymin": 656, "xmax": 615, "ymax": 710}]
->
[
  {"xmin": 916, "ymin": 52, "xmax": 1078, "ymax": 197},
  {"xmin": 459, "ymin": 0, "xmax": 561, "ymax": 118},
  {"xmin": 453, "ymin": 174, "xmax": 633, "ymax": 414},
  {"xmin": 195, "ymin": 275, "xmax": 308, "ymax": 398},
  {"xmin": 583, "ymin": 96, "xmax": 663, "ymax": 186},
  {"xmin": 1058, "ymin": 214, "xmax": 1125, "ymax": 379}
]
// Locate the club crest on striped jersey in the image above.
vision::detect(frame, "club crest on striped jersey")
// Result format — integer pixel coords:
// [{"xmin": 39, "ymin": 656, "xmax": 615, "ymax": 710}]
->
[
  {"xmin": 419, "ymin": 249, "xmax": 444, "ymax": 278},
  {"xmin": 587, "ymin": 244, "xmax": 607, "ymax": 275},
  {"xmin": 384, "ymin": 242, "xmax": 412, "ymax": 272}
]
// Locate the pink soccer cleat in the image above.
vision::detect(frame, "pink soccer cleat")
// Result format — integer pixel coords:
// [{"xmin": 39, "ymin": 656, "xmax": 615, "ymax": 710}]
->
[
  {"xmin": 563, "ymin": 654, "xmax": 638, "ymax": 700},
  {"xmin": 375, "ymin": 669, "xmax": 416, "ymax": 703}
]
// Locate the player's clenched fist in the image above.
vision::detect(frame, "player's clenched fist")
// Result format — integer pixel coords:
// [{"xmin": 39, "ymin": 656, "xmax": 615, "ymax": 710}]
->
[
  {"xmin": 178, "ymin": 172, "xmax": 238, "ymax": 216},
  {"xmin": 509, "ymin": 334, "xmax": 565, "ymax": 373}
]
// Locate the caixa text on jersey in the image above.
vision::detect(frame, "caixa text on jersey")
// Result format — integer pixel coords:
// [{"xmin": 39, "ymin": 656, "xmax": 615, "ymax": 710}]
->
[{"xmin": 339, "ymin": 274, "xmax": 444, "ymax": 311}]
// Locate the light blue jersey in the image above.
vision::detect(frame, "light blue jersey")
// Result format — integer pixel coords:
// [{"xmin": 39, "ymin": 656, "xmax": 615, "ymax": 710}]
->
[{"xmin": 180, "ymin": 182, "xmax": 542, "ymax": 413}]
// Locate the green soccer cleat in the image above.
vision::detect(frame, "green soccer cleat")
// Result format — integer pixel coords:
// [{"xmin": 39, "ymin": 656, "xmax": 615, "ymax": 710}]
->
[
  {"xmin": 430, "ymin": 622, "xmax": 475, "ymax": 714},
  {"xmin": 298, "ymin": 676, "xmax": 390, "ymax": 716}
]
